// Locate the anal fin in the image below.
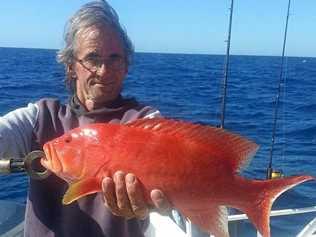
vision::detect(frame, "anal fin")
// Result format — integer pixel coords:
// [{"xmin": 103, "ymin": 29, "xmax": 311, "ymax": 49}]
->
[{"xmin": 180, "ymin": 205, "xmax": 229, "ymax": 237}]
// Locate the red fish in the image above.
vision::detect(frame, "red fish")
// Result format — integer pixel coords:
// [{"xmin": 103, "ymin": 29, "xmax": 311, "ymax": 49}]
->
[{"xmin": 41, "ymin": 118, "xmax": 314, "ymax": 237}]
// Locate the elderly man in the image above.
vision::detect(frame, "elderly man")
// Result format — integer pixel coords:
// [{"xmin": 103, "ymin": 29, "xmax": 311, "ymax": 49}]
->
[{"xmin": 0, "ymin": 1, "xmax": 170, "ymax": 236}]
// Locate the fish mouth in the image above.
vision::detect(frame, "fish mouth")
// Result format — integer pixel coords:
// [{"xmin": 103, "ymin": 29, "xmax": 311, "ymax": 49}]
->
[
  {"xmin": 41, "ymin": 144, "xmax": 51, "ymax": 169},
  {"xmin": 42, "ymin": 143, "xmax": 62, "ymax": 173}
]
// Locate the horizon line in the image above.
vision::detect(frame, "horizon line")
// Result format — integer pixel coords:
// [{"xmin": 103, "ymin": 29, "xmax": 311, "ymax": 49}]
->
[{"xmin": 0, "ymin": 46, "xmax": 315, "ymax": 59}]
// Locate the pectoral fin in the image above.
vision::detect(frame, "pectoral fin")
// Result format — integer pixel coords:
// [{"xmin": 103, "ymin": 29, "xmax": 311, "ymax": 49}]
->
[{"xmin": 63, "ymin": 177, "xmax": 102, "ymax": 205}]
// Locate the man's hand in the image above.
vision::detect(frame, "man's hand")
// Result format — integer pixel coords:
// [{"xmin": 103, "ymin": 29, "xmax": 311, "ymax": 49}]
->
[{"xmin": 102, "ymin": 171, "xmax": 171, "ymax": 219}]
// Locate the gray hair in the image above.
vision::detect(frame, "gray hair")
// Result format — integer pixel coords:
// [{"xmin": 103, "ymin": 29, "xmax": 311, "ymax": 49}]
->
[{"xmin": 57, "ymin": 0, "xmax": 134, "ymax": 77}]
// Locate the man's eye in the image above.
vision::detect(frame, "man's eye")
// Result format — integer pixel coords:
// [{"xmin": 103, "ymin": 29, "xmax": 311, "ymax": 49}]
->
[
  {"xmin": 109, "ymin": 55, "xmax": 123, "ymax": 61},
  {"xmin": 109, "ymin": 54, "xmax": 120, "ymax": 59},
  {"xmin": 85, "ymin": 57, "xmax": 101, "ymax": 66}
]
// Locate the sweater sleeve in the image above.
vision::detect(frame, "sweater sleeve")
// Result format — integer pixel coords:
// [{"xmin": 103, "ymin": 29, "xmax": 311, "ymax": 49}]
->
[{"xmin": 0, "ymin": 103, "xmax": 39, "ymax": 158}]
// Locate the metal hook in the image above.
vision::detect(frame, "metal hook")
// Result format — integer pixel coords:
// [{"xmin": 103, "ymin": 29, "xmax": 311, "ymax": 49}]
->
[{"xmin": 24, "ymin": 150, "xmax": 52, "ymax": 180}]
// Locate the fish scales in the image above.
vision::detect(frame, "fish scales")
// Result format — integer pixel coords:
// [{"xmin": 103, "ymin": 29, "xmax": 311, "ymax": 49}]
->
[{"xmin": 41, "ymin": 118, "xmax": 314, "ymax": 237}]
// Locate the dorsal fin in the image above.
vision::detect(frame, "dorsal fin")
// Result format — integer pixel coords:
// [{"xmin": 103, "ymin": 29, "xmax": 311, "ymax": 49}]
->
[{"xmin": 126, "ymin": 118, "xmax": 259, "ymax": 171}]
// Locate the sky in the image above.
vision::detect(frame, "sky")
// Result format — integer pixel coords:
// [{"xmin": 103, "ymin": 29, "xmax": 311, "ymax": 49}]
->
[{"xmin": 1, "ymin": 0, "xmax": 315, "ymax": 57}]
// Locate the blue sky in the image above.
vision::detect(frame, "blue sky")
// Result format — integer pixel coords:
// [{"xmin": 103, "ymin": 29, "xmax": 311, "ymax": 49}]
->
[{"xmin": 1, "ymin": 0, "xmax": 315, "ymax": 57}]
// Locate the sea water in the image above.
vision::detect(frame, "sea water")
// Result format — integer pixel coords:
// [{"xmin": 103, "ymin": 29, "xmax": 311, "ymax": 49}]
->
[{"xmin": 0, "ymin": 47, "xmax": 315, "ymax": 236}]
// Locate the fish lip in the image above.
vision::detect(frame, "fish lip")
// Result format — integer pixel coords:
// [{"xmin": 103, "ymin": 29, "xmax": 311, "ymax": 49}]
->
[
  {"xmin": 41, "ymin": 144, "xmax": 51, "ymax": 168},
  {"xmin": 51, "ymin": 145, "xmax": 62, "ymax": 173},
  {"xmin": 42, "ymin": 143, "xmax": 62, "ymax": 173}
]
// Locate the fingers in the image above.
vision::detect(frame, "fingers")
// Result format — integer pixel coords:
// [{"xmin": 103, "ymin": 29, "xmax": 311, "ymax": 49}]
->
[
  {"xmin": 114, "ymin": 171, "xmax": 134, "ymax": 218},
  {"xmin": 102, "ymin": 176, "xmax": 121, "ymax": 216},
  {"xmin": 150, "ymin": 189, "xmax": 171, "ymax": 215},
  {"xmin": 102, "ymin": 171, "xmax": 149, "ymax": 219},
  {"xmin": 126, "ymin": 173, "xmax": 148, "ymax": 219},
  {"xmin": 102, "ymin": 171, "xmax": 172, "ymax": 219}
]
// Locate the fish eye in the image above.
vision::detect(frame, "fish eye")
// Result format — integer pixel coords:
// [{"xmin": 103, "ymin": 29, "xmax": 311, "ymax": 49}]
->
[{"xmin": 64, "ymin": 135, "xmax": 72, "ymax": 143}]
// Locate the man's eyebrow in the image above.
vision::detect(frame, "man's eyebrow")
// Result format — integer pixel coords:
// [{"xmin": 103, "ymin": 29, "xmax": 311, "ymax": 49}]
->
[
  {"xmin": 108, "ymin": 53, "xmax": 123, "ymax": 58},
  {"xmin": 83, "ymin": 52, "xmax": 124, "ymax": 59},
  {"xmin": 84, "ymin": 52, "xmax": 100, "ymax": 58}
]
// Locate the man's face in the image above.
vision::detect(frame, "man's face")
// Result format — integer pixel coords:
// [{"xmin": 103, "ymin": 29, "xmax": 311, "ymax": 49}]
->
[{"xmin": 72, "ymin": 24, "xmax": 127, "ymax": 110}]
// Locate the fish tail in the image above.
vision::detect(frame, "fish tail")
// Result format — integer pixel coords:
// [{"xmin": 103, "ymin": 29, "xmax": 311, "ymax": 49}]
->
[{"xmin": 238, "ymin": 175, "xmax": 314, "ymax": 237}]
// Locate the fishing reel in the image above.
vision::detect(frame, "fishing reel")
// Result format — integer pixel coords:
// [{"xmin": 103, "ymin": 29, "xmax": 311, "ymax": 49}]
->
[{"xmin": 266, "ymin": 167, "xmax": 284, "ymax": 179}]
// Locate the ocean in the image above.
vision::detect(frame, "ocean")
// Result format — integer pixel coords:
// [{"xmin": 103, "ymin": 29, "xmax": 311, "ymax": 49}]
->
[{"xmin": 0, "ymin": 47, "xmax": 315, "ymax": 236}]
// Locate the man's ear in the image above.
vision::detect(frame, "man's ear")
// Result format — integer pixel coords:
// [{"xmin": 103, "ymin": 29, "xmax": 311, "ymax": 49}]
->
[{"xmin": 67, "ymin": 64, "xmax": 77, "ymax": 80}]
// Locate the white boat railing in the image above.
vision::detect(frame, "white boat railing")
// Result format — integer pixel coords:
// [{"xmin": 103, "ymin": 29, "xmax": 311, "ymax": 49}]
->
[
  {"xmin": 228, "ymin": 206, "xmax": 316, "ymax": 221},
  {"xmin": 145, "ymin": 205, "xmax": 316, "ymax": 237},
  {"xmin": 0, "ymin": 204, "xmax": 315, "ymax": 237}
]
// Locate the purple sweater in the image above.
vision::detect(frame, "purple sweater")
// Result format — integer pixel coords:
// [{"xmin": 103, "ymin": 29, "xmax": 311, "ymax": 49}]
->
[{"xmin": 0, "ymin": 96, "xmax": 161, "ymax": 237}]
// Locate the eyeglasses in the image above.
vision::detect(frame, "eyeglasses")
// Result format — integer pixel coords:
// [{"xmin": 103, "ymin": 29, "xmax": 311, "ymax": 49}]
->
[{"xmin": 75, "ymin": 55, "xmax": 126, "ymax": 73}]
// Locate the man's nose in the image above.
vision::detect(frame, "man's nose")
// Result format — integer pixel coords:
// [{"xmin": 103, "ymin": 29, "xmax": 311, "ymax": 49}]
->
[{"xmin": 97, "ymin": 63, "xmax": 108, "ymax": 75}]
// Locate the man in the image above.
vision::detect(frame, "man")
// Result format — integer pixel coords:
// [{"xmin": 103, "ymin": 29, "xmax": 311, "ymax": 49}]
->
[{"xmin": 0, "ymin": 1, "xmax": 170, "ymax": 236}]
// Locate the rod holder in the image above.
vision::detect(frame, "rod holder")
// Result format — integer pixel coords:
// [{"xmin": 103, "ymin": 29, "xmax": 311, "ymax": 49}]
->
[{"xmin": 0, "ymin": 159, "xmax": 25, "ymax": 174}]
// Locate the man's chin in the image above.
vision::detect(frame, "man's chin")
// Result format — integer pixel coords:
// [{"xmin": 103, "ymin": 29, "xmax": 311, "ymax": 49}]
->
[{"xmin": 88, "ymin": 94, "xmax": 120, "ymax": 107}]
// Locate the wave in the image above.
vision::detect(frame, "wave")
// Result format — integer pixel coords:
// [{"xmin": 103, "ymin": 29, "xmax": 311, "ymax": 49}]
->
[
  {"xmin": 294, "ymin": 103, "xmax": 316, "ymax": 113},
  {"xmin": 285, "ymin": 125, "xmax": 316, "ymax": 139}
]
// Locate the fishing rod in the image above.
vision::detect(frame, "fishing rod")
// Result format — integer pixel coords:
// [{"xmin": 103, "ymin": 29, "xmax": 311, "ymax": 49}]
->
[
  {"xmin": 267, "ymin": 0, "xmax": 291, "ymax": 179},
  {"xmin": 220, "ymin": 0, "xmax": 234, "ymax": 129},
  {"xmin": 0, "ymin": 151, "xmax": 51, "ymax": 180}
]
